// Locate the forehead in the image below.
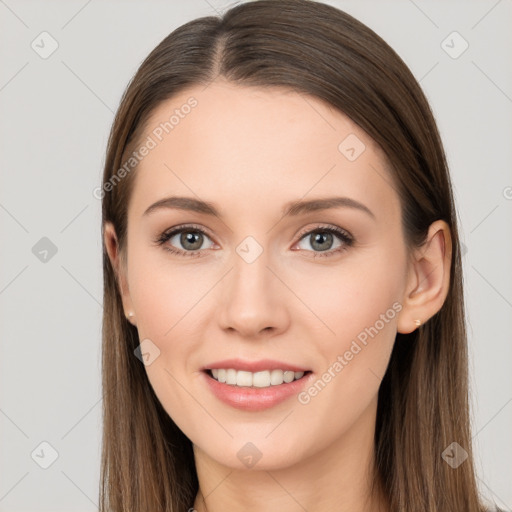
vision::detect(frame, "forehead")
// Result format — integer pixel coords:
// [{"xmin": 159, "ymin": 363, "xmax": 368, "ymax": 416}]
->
[{"xmin": 129, "ymin": 80, "xmax": 400, "ymax": 222}]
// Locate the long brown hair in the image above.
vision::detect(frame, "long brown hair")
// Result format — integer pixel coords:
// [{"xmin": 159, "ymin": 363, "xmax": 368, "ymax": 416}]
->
[{"xmin": 99, "ymin": 1, "xmax": 497, "ymax": 510}]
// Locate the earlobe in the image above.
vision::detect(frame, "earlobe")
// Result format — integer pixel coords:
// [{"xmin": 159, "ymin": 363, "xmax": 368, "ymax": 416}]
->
[
  {"xmin": 126, "ymin": 311, "xmax": 137, "ymax": 326},
  {"xmin": 397, "ymin": 220, "xmax": 452, "ymax": 334}
]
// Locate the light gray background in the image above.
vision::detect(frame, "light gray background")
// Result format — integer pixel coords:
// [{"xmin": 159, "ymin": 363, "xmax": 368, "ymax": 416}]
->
[{"xmin": 1, "ymin": 0, "xmax": 511, "ymax": 510}]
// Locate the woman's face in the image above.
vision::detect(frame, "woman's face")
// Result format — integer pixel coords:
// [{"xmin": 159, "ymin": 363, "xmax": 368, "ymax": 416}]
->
[{"xmin": 109, "ymin": 80, "xmax": 414, "ymax": 470}]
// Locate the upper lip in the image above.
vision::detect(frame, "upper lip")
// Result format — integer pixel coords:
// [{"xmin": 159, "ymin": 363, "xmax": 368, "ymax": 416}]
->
[{"xmin": 202, "ymin": 358, "xmax": 310, "ymax": 373}]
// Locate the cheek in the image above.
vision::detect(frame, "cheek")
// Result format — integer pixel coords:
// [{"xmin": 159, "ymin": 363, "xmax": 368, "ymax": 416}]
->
[
  {"xmin": 291, "ymin": 249, "xmax": 404, "ymax": 340},
  {"xmin": 290, "ymin": 248, "xmax": 404, "ymax": 398},
  {"xmin": 127, "ymin": 254, "xmax": 208, "ymax": 425},
  {"xmin": 128, "ymin": 250, "xmax": 212, "ymax": 340},
  {"xmin": 292, "ymin": 262, "xmax": 401, "ymax": 437}
]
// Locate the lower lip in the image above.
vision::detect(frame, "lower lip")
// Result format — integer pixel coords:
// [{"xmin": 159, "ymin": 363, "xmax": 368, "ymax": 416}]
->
[{"xmin": 201, "ymin": 370, "xmax": 313, "ymax": 411}]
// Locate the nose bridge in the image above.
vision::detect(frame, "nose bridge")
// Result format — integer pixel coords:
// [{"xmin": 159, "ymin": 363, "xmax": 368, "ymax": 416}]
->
[
  {"xmin": 232, "ymin": 241, "xmax": 271, "ymax": 298},
  {"xmin": 217, "ymin": 234, "xmax": 288, "ymax": 336}
]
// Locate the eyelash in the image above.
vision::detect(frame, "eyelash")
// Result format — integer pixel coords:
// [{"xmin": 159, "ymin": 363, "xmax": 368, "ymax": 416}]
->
[{"xmin": 154, "ymin": 223, "xmax": 354, "ymax": 259}]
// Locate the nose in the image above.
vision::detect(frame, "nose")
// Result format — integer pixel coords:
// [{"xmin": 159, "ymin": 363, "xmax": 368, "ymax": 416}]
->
[{"xmin": 217, "ymin": 249, "xmax": 290, "ymax": 339}]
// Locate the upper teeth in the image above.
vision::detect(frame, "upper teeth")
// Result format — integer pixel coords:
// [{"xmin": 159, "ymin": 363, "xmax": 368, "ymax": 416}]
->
[{"xmin": 211, "ymin": 369, "xmax": 305, "ymax": 387}]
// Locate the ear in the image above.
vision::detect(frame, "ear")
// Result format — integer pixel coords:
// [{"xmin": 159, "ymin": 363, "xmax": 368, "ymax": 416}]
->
[
  {"xmin": 396, "ymin": 220, "xmax": 452, "ymax": 334},
  {"xmin": 103, "ymin": 221, "xmax": 136, "ymax": 326}
]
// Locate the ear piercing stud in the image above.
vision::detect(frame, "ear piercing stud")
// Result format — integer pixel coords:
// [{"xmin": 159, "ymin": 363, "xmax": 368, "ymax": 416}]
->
[{"xmin": 414, "ymin": 319, "xmax": 421, "ymax": 327}]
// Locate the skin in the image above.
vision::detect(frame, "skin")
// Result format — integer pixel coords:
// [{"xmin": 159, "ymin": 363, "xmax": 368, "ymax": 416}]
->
[{"xmin": 104, "ymin": 79, "xmax": 452, "ymax": 512}]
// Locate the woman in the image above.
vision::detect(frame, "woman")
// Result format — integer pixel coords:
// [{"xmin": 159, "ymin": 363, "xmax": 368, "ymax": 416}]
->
[{"xmin": 99, "ymin": 1, "xmax": 501, "ymax": 510}]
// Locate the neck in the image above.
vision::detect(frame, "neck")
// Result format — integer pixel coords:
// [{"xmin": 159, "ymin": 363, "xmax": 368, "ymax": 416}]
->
[{"xmin": 192, "ymin": 396, "xmax": 389, "ymax": 512}]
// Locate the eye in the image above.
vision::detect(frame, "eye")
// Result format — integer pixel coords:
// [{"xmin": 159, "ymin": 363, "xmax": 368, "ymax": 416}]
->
[
  {"xmin": 154, "ymin": 223, "xmax": 354, "ymax": 259},
  {"xmin": 154, "ymin": 224, "xmax": 215, "ymax": 257},
  {"xmin": 294, "ymin": 225, "xmax": 354, "ymax": 258}
]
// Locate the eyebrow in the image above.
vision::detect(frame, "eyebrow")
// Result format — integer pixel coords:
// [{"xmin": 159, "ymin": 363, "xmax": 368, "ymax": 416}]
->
[{"xmin": 143, "ymin": 195, "xmax": 375, "ymax": 220}]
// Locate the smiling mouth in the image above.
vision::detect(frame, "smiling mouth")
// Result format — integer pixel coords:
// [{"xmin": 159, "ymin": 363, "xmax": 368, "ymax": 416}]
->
[{"xmin": 204, "ymin": 368, "xmax": 312, "ymax": 388}]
